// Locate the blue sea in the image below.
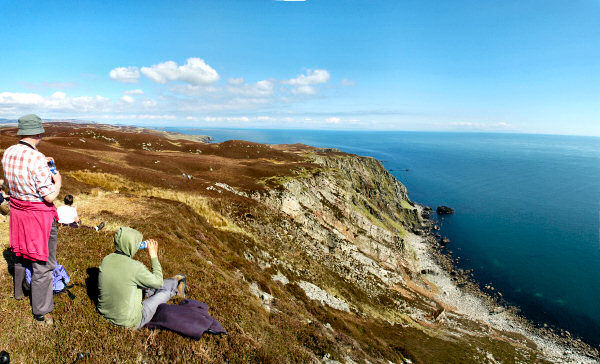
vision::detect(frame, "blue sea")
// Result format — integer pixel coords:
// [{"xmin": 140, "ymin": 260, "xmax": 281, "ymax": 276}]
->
[{"xmin": 161, "ymin": 128, "xmax": 600, "ymax": 345}]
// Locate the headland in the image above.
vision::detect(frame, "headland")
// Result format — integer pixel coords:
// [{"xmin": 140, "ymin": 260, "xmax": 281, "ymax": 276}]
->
[{"xmin": 0, "ymin": 122, "xmax": 596, "ymax": 363}]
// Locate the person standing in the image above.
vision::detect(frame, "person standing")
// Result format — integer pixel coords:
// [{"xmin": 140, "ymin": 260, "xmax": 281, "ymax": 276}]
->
[{"xmin": 2, "ymin": 114, "xmax": 62, "ymax": 325}]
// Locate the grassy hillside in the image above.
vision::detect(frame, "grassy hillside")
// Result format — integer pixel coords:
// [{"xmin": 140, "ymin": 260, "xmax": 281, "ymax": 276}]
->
[{"xmin": 0, "ymin": 123, "xmax": 579, "ymax": 363}]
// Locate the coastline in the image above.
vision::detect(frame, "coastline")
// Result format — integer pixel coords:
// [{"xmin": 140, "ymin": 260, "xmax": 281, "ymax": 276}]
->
[{"xmin": 409, "ymin": 203, "xmax": 599, "ymax": 362}]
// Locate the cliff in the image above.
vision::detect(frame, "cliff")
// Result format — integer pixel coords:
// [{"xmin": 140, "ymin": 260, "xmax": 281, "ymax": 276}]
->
[{"xmin": 0, "ymin": 123, "xmax": 595, "ymax": 363}]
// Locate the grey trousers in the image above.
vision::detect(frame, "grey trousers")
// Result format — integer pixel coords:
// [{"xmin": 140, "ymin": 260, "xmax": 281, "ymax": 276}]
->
[
  {"xmin": 137, "ymin": 278, "xmax": 179, "ymax": 329},
  {"xmin": 13, "ymin": 220, "xmax": 58, "ymax": 316}
]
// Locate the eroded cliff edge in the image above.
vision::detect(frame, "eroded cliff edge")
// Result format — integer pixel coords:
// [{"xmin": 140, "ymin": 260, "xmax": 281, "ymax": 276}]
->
[{"xmin": 0, "ymin": 124, "xmax": 596, "ymax": 363}]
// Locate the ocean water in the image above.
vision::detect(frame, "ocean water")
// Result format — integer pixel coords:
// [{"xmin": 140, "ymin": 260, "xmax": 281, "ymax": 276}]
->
[{"xmin": 161, "ymin": 128, "xmax": 600, "ymax": 346}]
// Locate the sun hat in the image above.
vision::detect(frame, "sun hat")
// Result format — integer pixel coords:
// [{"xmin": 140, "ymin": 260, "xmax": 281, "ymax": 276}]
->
[{"xmin": 17, "ymin": 114, "xmax": 45, "ymax": 136}]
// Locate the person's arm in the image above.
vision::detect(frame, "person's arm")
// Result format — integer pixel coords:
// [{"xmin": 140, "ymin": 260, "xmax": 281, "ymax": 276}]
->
[
  {"xmin": 133, "ymin": 239, "xmax": 163, "ymax": 289},
  {"xmin": 42, "ymin": 171, "xmax": 62, "ymax": 203}
]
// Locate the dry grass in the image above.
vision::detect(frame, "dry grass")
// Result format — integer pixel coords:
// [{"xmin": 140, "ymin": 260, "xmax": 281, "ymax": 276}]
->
[{"xmin": 68, "ymin": 171, "xmax": 229, "ymax": 228}]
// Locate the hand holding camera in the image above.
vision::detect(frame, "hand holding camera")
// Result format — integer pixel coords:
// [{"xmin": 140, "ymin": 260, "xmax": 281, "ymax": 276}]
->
[{"xmin": 46, "ymin": 158, "xmax": 61, "ymax": 186}]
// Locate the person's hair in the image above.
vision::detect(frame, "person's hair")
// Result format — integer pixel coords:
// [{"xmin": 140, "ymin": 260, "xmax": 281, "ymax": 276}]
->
[{"xmin": 64, "ymin": 194, "xmax": 74, "ymax": 206}]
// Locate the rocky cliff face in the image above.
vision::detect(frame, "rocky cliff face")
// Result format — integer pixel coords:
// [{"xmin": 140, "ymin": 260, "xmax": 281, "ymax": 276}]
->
[
  {"xmin": 251, "ymin": 154, "xmax": 418, "ymax": 298},
  {"xmin": 225, "ymin": 151, "xmax": 595, "ymax": 363}
]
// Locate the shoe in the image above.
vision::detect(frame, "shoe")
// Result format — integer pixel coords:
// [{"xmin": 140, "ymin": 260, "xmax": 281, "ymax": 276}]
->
[
  {"xmin": 13, "ymin": 294, "xmax": 24, "ymax": 300},
  {"xmin": 95, "ymin": 222, "xmax": 105, "ymax": 231},
  {"xmin": 173, "ymin": 274, "xmax": 186, "ymax": 298},
  {"xmin": 33, "ymin": 313, "xmax": 54, "ymax": 326}
]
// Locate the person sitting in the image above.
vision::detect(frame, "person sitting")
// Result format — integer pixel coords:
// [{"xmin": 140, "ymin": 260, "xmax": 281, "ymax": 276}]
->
[
  {"xmin": 57, "ymin": 194, "xmax": 104, "ymax": 231},
  {"xmin": 97, "ymin": 227, "xmax": 186, "ymax": 329}
]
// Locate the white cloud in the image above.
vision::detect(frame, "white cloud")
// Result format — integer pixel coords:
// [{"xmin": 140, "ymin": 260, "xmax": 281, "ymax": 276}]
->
[
  {"xmin": 227, "ymin": 79, "xmax": 274, "ymax": 97},
  {"xmin": 142, "ymin": 99, "xmax": 157, "ymax": 107},
  {"xmin": 0, "ymin": 92, "xmax": 111, "ymax": 113},
  {"xmin": 124, "ymin": 89, "xmax": 144, "ymax": 95},
  {"xmin": 293, "ymin": 85, "xmax": 317, "ymax": 95},
  {"xmin": 204, "ymin": 116, "xmax": 250, "ymax": 122},
  {"xmin": 0, "ymin": 92, "xmax": 45, "ymax": 106},
  {"xmin": 109, "ymin": 67, "xmax": 140, "ymax": 83},
  {"xmin": 284, "ymin": 69, "xmax": 330, "ymax": 86},
  {"xmin": 283, "ymin": 69, "xmax": 330, "ymax": 95},
  {"xmin": 120, "ymin": 95, "xmax": 135, "ymax": 103},
  {"xmin": 137, "ymin": 114, "xmax": 176, "ymax": 120},
  {"xmin": 228, "ymin": 77, "xmax": 244, "ymax": 85},
  {"xmin": 326, "ymin": 117, "xmax": 341, "ymax": 124},
  {"xmin": 169, "ymin": 84, "xmax": 220, "ymax": 96},
  {"xmin": 141, "ymin": 58, "xmax": 219, "ymax": 85}
]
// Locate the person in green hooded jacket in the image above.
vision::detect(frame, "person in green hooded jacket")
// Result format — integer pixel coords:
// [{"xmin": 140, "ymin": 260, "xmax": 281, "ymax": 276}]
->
[{"xmin": 98, "ymin": 227, "xmax": 186, "ymax": 329}]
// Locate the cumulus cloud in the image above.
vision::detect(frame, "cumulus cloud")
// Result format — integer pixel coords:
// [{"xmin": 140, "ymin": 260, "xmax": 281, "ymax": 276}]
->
[
  {"xmin": 284, "ymin": 69, "xmax": 330, "ymax": 86},
  {"xmin": 0, "ymin": 92, "xmax": 45, "ymax": 106},
  {"xmin": 124, "ymin": 89, "xmax": 144, "ymax": 95},
  {"xmin": 0, "ymin": 92, "xmax": 110, "ymax": 113},
  {"xmin": 227, "ymin": 79, "xmax": 274, "ymax": 97},
  {"xmin": 120, "ymin": 95, "xmax": 135, "ymax": 103},
  {"xmin": 141, "ymin": 58, "xmax": 219, "ymax": 85},
  {"xmin": 109, "ymin": 67, "xmax": 140, "ymax": 83},
  {"xmin": 326, "ymin": 117, "xmax": 341, "ymax": 124},
  {"xmin": 293, "ymin": 85, "xmax": 317, "ymax": 95},
  {"xmin": 283, "ymin": 69, "xmax": 330, "ymax": 95}
]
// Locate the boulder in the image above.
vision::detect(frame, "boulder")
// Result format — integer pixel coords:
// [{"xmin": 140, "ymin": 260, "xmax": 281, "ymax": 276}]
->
[{"xmin": 436, "ymin": 206, "xmax": 455, "ymax": 215}]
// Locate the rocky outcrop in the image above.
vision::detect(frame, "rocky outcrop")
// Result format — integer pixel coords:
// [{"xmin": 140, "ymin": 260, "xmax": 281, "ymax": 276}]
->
[
  {"xmin": 239, "ymin": 152, "xmax": 595, "ymax": 363},
  {"xmin": 436, "ymin": 205, "xmax": 455, "ymax": 215}
]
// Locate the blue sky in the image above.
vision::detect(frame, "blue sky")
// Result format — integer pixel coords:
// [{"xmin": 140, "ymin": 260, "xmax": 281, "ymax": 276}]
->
[{"xmin": 0, "ymin": 0, "xmax": 598, "ymax": 135}]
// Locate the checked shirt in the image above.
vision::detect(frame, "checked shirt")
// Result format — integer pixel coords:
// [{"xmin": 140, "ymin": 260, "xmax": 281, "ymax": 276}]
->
[{"xmin": 2, "ymin": 143, "xmax": 55, "ymax": 202}]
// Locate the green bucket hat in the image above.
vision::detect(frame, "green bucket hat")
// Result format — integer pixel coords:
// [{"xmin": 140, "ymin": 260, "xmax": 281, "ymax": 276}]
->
[{"xmin": 17, "ymin": 114, "xmax": 45, "ymax": 136}]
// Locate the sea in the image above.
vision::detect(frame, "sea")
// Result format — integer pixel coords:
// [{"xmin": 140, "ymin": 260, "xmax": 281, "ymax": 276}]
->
[{"xmin": 160, "ymin": 128, "xmax": 600, "ymax": 346}]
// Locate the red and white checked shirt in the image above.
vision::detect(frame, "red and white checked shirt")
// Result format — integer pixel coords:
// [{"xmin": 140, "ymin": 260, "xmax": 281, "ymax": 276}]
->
[{"xmin": 2, "ymin": 143, "xmax": 55, "ymax": 202}]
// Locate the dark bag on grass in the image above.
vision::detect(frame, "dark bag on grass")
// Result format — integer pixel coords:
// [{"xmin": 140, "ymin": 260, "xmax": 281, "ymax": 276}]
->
[{"xmin": 144, "ymin": 299, "xmax": 227, "ymax": 339}]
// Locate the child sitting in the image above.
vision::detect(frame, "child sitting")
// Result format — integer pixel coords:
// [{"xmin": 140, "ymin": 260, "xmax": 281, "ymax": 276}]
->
[{"xmin": 57, "ymin": 194, "xmax": 105, "ymax": 231}]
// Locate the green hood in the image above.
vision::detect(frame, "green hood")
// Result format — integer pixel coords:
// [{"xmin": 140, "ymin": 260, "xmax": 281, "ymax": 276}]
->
[{"xmin": 114, "ymin": 227, "xmax": 143, "ymax": 258}]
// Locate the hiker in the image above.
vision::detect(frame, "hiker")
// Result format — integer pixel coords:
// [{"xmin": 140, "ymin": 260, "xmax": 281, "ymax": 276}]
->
[
  {"xmin": 98, "ymin": 227, "xmax": 186, "ymax": 329},
  {"xmin": 1, "ymin": 114, "xmax": 61, "ymax": 325},
  {"xmin": 57, "ymin": 194, "xmax": 105, "ymax": 231}
]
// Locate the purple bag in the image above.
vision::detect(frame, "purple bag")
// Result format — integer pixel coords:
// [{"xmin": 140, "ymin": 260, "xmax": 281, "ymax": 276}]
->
[
  {"xmin": 25, "ymin": 264, "xmax": 71, "ymax": 292},
  {"xmin": 145, "ymin": 299, "xmax": 227, "ymax": 339}
]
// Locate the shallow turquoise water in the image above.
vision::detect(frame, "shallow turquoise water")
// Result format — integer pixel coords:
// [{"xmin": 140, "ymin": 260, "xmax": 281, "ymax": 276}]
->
[{"xmin": 162, "ymin": 128, "xmax": 600, "ymax": 345}]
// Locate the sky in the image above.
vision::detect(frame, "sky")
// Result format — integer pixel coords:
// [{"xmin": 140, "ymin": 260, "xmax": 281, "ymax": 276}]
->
[{"xmin": 0, "ymin": 0, "xmax": 598, "ymax": 135}]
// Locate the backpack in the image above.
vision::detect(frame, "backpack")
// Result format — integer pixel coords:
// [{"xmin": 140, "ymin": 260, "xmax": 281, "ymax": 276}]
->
[{"xmin": 24, "ymin": 264, "xmax": 75, "ymax": 298}]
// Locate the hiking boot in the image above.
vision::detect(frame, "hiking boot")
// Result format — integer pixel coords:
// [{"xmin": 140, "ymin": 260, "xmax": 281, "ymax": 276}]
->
[
  {"xmin": 33, "ymin": 313, "xmax": 54, "ymax": 326},
  {"xmin": 95, "ymin": 222, "xmax": 105, "ymax": 231},
  {"xmin": 172, "ymin": 274, "xmax": 186, "ymax": 298}
]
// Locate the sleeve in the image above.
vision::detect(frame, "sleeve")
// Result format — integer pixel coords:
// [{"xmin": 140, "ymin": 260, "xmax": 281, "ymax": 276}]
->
[
  {"xmin": 132, "ymin": 258, "xmax": 163, "ymax": 289},
  {"xmin": 31, "ymin": 155, "xmax": 55, "ymax": 197}
]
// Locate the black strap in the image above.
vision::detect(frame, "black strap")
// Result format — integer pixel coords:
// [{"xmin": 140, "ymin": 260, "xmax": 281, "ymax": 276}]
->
[{"xmin": 18, "ymin": 140, "xmax": 35, "ymax": 150}]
